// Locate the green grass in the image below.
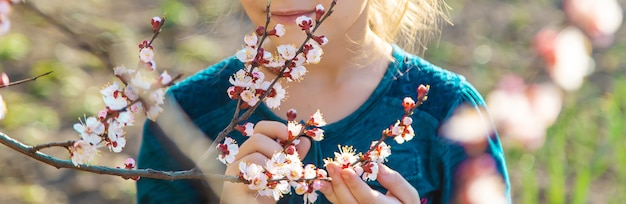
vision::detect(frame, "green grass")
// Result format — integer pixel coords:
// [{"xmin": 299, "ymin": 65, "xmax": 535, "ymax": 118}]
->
[{"xmin": 506, "ymin": 77, "xmax": 626, "ymax": 203}]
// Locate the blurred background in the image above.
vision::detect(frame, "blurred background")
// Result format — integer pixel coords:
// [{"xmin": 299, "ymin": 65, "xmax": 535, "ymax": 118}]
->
[{"xmin": 0, "ymin": 0, "xmax": 624, "ymax": 203}]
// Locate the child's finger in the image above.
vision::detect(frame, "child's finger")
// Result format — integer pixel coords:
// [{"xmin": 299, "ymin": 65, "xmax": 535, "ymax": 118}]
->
[{"xmin": 377, "ymin": 163, "xmax": 420, "ymax": 203}]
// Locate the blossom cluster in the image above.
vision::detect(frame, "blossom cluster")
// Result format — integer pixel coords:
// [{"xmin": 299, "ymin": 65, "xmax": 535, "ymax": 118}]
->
[
  {"xmin": 69, "ymin": 16, "xmax": 171, "ymax": 166},
  {"xmin": 323, "ymin": 85, "xmax": 429, "ymax": 182},
  {"xmin": 220, "ymin": 84, "xmax": 429, "ymax": 203},
  {"xmin": 226, "ymin": 110, "xmax": 328, "ymax": 203},
  {"xmin": 227, "ymin": 4, "xmax": 327, "ymax": 109},
  {"xmin": 212, "ymin": 2, "xmax": 432, "ymax": 203},
  {"xmin": 0, "ymin": 0, "xmax": 19, "ymax": 36}
]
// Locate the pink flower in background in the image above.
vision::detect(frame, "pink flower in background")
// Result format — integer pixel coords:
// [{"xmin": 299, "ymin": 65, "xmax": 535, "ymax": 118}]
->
[
  {"xmin": 0, "ymin": 94, "xmax": 6, "ymax": 120},
  {"xmin": 535, "ymin": 27, "xmax": 593, "ymax": 91},
  {"xmin": 440, "ymin": 105, "xmax": 492, "ymax": 154},
  {"xmin": 487, "ymin": 75, "xmax": 562, "ymax": 150},
  {"xmin": 0, "ymin": 1, "xmax": 10, "ymax": 16},
  {"xmin": 0, "ymin": 0, "xmax": 12, "ymax": 36},
  {"xmin": 563, "ymin": 0, "xmax": 623, "ymax": 47},
  {"xmin": 454, "ymin": 155, "xmax": 507, "ymax": 204}
]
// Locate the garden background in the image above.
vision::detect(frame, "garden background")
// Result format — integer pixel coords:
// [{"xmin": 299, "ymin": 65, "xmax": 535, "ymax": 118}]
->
[{"xmin": 0, "ymin": 0, "xmax": 624, "ymax": 203}]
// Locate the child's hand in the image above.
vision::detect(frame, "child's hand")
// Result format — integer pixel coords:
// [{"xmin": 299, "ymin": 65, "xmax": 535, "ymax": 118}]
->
[
  {"xmin": 319, "ymin": 162, "xmax": 420, "ymax": 204},
  {"xmin": 221, "ymin": 120, "xmax": 312, "ymax": 204}
]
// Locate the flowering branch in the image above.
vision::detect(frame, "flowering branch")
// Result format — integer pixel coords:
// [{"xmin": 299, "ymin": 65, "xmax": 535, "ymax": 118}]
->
[
  {"xmin": 351, "ymin": 84, "xmax": 430, "ymax": 167},
  {"xmin": 201, "ymin": 0, "xmax": 337, "ymax": 166},
  {"xmin": 0, "ymin": 132, "xmax": 249, "ymax": 181},
  {"xmin": 0, "ymin": 71, "xmax": 52, "ymax": 88}
]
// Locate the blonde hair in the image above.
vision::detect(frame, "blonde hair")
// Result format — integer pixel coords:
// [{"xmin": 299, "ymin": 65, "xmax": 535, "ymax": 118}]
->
[{"xmin": 369, "ymin": 0, "xmax": 450, "ymax": 54}]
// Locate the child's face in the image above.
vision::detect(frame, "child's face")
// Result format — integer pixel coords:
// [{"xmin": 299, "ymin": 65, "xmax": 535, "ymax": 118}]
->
[{"xmin": 239, "ymin": 0, "xmax": 369, "ymax": 47}]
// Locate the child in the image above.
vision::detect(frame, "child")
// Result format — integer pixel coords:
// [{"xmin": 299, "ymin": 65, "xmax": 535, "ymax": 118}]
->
[{"xmin": 136, "ymin": 0, "xmax": 510, "ymax": 203}]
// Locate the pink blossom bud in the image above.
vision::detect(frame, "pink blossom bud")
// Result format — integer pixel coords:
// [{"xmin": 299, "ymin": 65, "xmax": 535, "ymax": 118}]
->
[
  {"xmin": 236, "ymin": 122, "xmax": 255, "ymax": 136},
  {"xmin": 315, "ymin": 4, "xmax": 325, "ymax": 21},
  {"xmin": 144, "ymin": 60, "xmax": 156, "ymax": 71},
  {"xmin": 138, "ymin": 40, "xmax": 150, "ymax": 49},
  {"xmin": 98, "ymin": 109, "xmax": 108, "ymax": 120},
  {"xmin": 273, "ymin": 24, "xmax": 286, "ymax": 37},
  {"xmin": 0, "ymin": 95, "xmax": 6, "ymax": 120},
  {"xmin": 255, "ymin": 26, "xmax": 265, "ymax": 36},
  {"xmin": 402, "ymin": 97, "xmax": 416, "ymax": 112},
  {"xmin": 287, "ymin": 108, "xmax": 297, "ymax": 121},
  {"xmin": 417, "ymin": 84, "xmax": 430, "ymax": 100},
  {"xmin": 313, "ymin": 35, "xmax": 328, "ymax": 46},
  {"xmin": 0, "ymin": 1, "xmax": 11, "ymax": 16},
  {"xmin": 151, "ymin": 16, "xmax": 162, "ymax": 32},
  {"xmin": 296, "ymin": 16, "xmax": 313, "ymax": 31},
  {"xmin": 160, "ymin": 70, "xmax": 172, "ymax": 85},
  {"xmin": 285, "ymin": 144, "xmax": 297, "ymax": 155},
  {"xmin": 0, "ymin": 72, "xmax": 9, "ymax": 86},
  {"xmin": 124, "ymin": 158, "xmax": 136, "ymax": 169},
  {"xmin": 402, "ymin": 116, "xmax": 413, "ymax": 126}
]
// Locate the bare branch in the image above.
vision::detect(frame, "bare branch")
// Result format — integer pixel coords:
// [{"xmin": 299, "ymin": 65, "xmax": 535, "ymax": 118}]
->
[
  {"xmin": 0, "ymin": 132, "xmax": 241, "ymax": 182},
  {"xmin": 0, "ymin": 71, "xmax": 53, "ymax": 88},
  {"xmin": 30, "ymin": 140, "xmax": 73, "ymax": 152}
]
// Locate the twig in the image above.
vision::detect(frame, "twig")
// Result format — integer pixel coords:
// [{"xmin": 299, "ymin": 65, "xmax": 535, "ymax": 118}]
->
[
  {"xmin": 0, "ymin": 132, "xmax": 242, "ymax": 182},
  {"xmin": 30, "ymin": 140, "xmax": 73, "ymax": 152},
  {"xmin": 0, "ymin": 71, "xmax": 52, "ymax": 88}
]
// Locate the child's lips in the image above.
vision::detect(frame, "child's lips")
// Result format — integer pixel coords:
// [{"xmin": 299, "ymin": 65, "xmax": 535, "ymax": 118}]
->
[{"xmin": 271, "ymin": 10, "xmax": 314, "ymax": 24}]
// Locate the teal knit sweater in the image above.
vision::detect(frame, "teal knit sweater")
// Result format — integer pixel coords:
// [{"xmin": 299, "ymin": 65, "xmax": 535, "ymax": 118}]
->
[{"xmin": 136, "ymin": 45, "xmax": 511, "ymax": 203}]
